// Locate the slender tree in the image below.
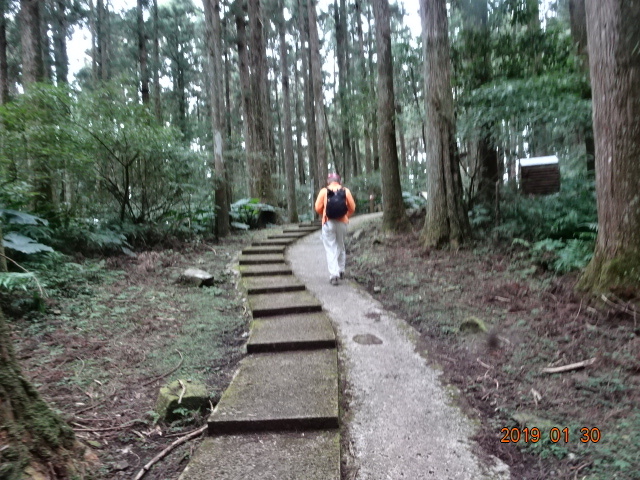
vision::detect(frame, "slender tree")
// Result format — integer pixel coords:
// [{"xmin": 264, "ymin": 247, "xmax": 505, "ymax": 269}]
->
[
  {"xmin": 366, "ymin": 3, "xmax": 379, "ymax": 171},
  {"xmin": 578, "ymin": 0, "xmax": 640, "ymax": 293},
  {"xmin": 247, "ymin": 0, "xmax": 275, "ymax": 203},
  {"xmin": 20, "ymin": 0, "xmax": 44, "ymax": 85},
  {"xmin": 335, "ymin": 0, "xmax": 350, "ymax": 181},
  {"xmin": 152, "ymin": 0, "xmax": 162, "ymax": 120},
  {"xmin": 293, "ymin": 38, "xmax": 306, "ymax": 185},
  {"xmin": 297, "ymin": 0, "xmax": 317, "ymax": 189},
  {"xmin": 51, "ymin": 0, "xmax": 69, "ymax": 85},
  {"xmin": 419, "ymin": 0, "xmax": 470, "ymax": 248},
  {"xmin": 235, "ymin": 1, "xmax": 253, "ymax": 195},
  {"xmin": 307, "ymin": 0, "xmax": 327, "ymax": 188},
  {"xmin": 372, "ymin": 0, "xmax": 409, "ymax": 232},
  {"xmin": 278, "ymin": 2, "xmax": 298, "ymax": 222},
  {"xmin": 0, "ymin": 0, "xmax": 8, "ymax": 104},
  {"xmin": 354, "ymin": 0, "xmax": 372, "ymax": 175},
  {"xmin": 568, "ymin": 0, "xmax": 595, "ymax": 173},
  {"xmin": 459, "ymin": 0, "xmax": 497, "ymax": 209},
  {"xmin": 204, "ymin": 0, "xmax": 230, "ymax": 236},
  {"xmin": 137, "ymin": 0, "xmax": 150, "ymax": 104}
]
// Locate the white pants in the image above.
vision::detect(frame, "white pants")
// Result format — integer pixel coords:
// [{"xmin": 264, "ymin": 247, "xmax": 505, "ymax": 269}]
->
[{"xmin": 322, "ymin": 220, "xmax": 347, "ymax": 278}]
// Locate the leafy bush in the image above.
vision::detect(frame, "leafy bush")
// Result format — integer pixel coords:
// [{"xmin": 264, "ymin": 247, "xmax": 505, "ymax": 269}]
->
[
  {"xmin": 495, "ymin": 176, "xmax": 596, "ymax": 242},
  {"xmin": 402, "ymin": 191, "xmax": 427, "ymax": 210},
  {"xmin": 515, "ymin": 235, "xmax": 595, "ymax": 273},
  {"xmin": 229, "ymin": 198, "xmax": 277, "ymax": 230},
  {"xmin": 1, "ymin": 209, "xmax": 55, "ymax": 256},
  {"xmin": 348, "ymin": 173, "xmax": 382, "ymax": 213}
]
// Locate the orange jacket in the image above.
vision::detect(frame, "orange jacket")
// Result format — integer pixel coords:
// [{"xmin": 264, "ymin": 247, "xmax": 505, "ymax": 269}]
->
[{"xmin": 314, "ymin": 182, "xmax": 356, "ymax": 224}]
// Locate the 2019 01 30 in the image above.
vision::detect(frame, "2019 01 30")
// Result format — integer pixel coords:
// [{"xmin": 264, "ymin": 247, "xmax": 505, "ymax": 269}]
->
[{"xmin": 500, "ymin": 427, "xmax": 601, "ymax": 444}]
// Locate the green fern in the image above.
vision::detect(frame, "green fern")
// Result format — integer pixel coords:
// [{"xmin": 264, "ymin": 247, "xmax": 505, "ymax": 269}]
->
[{"xmin": 0, "ymin": 272, "xmax": 37, "ymax": 291}]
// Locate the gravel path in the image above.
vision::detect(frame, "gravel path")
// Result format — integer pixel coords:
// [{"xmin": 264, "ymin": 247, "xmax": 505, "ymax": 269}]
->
[{"xmin": 288, "ymin": 213, "xmax": 510, "ymax": 480}]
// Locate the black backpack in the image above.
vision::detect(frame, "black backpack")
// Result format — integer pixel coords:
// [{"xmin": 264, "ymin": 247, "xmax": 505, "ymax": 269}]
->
[{"xmin": 326, "ymin": 187, "xmax": 348, "ymax": 219}]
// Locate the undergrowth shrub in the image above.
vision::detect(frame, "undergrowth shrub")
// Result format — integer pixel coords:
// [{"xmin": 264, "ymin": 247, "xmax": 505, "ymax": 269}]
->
[{"xmin": 496, "ymin": 177, "xmax": 597, "ymax": 273}]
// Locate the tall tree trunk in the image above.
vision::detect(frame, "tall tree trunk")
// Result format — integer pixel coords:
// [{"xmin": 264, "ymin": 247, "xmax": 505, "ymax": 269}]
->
[
  {"xmin": 335, "ymin": 0, "xmax": 351, "ymax": 182},
  {"xmin": 294, "ymin": 39, "xmax": 306, "ymax": 185},
  {"xmin": 372, "ymin": 0, "xmax": 409, "ymax": 232},
  {"xmin": 235, "ymin": 4, "xmax": 254, "ymax": 196},
  {"xmin": 278, "ymin": 5, "xmax": 298, "ymax": 222},
  {"xmin": 568, "ymin": 0, "xmax": 595, "ymax": 173},
  {"xmin": 409, "ymin": 65, "xmax": 427, "ymax": 152},
  {"xmin": 578, "ymin": 0, "xmax": 640, "ymax": 293},
  {"xmin": 0, "ymin": 306, "xmax": 84, "ymax": 477},
  {"xmin": 0, "ymin": 2, "xmax": 8, "ymax": 104},
  {"xmin": 153, "ymin": 0, "xmax": 162, "ymax": 120},
  {"xmin": 366, "ymin": 3, "xmax": 379, "ymax": 171},
  {"xmin": 460, "ymin": 0, "xmax": 497, "ymax": 209},
  {"xmin": 137, "ymin": 0, "xmax": 150, "ymax": 104},
  {"xmin": 204, "ymin": 0, "xmax": 230, "ymax": 237},
  {"xmin": 223, "ymin": 17, "xmax": 231, "ymax": 140},
  {"xmin": 247, "ymin": 0, "xmax": 275, "ymax": 203},
  {"xmin": 96, "ymin": 0, "xmax": 109, "ymax": 81},
  {"xmin": 20, "ymin": 0, "xmax": 44, "ymax": 85},
  {"xmin": 355, "ymin": 0, "xmax": 372, "ymax": 175},
  {"xmin": 89, "ymin": 0, "xmax": 97, "ymax": 82},
  {"xmin": 51, "ymin": 0, "xmax": 69, "ymax": 85},
  {"xmin": 419, "ymin": 0, "xmax": 470, "ymax": 248},
  {"xmin": 41, "ymin": 2, "xmax": 53, "ymax": 82},
  {"xmin": 20, "ymin": 0, "xmax": 53, "ymax": 212},
  {"xmin": 298, "ymin": 0, "xmax": 317, "ymax": 190},
  {"xmin": 398, "ymin": 106, "xmax": 407, "ymax": 171},
  {"xmin": 307, "ymin": 0, "xmax": 328, "ymax": 188}
]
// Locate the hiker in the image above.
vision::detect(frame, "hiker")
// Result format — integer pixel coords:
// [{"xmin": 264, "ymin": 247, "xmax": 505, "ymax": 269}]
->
[{"xmin": 314, "ymin": 173, "xmax": 356, "ymax": 285}]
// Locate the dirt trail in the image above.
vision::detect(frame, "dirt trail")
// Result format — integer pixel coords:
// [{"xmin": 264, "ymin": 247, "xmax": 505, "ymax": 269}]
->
[{"xmin": 288, "ymin": 213, "xmax": 510, "ymax": 480}]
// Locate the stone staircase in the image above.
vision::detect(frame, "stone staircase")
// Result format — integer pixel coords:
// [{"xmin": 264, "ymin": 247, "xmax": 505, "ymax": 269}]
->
[{"xmin": 179, "ymin": 223, "xmax": 341, "ymax": 480}]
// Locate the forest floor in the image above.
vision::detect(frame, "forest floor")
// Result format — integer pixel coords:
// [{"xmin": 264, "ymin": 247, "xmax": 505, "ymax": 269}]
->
[
  {"xmin": 6, "ymin": 231, "xmax": 261, "ymax": 479},
  {"xmin": 5, "ymin": 214, "xmax": 639, "ymax": 479},
  {"xmin": 346, "ymin": 214, "xmax": 639, "ymax": 480}
]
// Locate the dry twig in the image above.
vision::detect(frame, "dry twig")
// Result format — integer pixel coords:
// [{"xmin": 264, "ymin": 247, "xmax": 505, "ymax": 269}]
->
[
  {"xmin": 74, "ymin": 398, "xmax": 108, "ymax": 415},
  {"xmin": 178, "ymin": 380, "xmax": 186, "ymax": 404},
  {"xmin": 71, "ymin": 419, "xmax": 147, "ymax": 432},
  {"xmin": 133, "ymin": 425, "xmax": 207, "ymax": 480},
  {"xmin": 142, "ymin": 349, "xmax": 184, "ymax": 386}
]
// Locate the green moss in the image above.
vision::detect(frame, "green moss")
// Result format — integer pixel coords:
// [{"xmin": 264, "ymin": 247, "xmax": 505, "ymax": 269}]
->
[{"xmin": 579, "ymin": 250, "xmax": 640, "ymax": 293}]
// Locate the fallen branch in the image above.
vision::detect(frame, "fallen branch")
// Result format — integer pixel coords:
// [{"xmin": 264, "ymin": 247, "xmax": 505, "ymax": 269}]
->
[
  {"xmin": 133, "ymin": 425, "xmax": 207, "ymax": 480},
  {"xmin": 142, "ymin": 349, "xmax": 184, "ymax": 387},
  {"xmin": 601, "ymin": 294, "xmax": 639, "ymax": 318},
  {"xmin": 542, "ymin": 357, "xmax": 596, "ymax": 374}
]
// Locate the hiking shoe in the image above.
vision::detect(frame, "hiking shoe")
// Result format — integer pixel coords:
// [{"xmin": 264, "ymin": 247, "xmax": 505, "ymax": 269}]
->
[
  {"xmin": 330, "ymin": 276, "xmax": 339, "ymax": 286},
  {"xmin": 339, "ymin": 271, "xmax": 345, "ymax": 279}
]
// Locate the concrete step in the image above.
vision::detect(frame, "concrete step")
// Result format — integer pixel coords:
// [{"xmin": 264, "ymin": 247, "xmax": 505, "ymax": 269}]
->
[
  {"xmin": 252, "ymin": 238, "xmax": 297, "ymax": 246},
  {"xmin": 239, "ymin": 264, "xmax": 293, "ymax": 277},
  {"xmin": 268, "ymin": 232, "xmax": 308, "ymax": 239},
  {"xmin": 283, "ymin": 226, "xmax": 320, "ymax": 233},
  {"xmin": 247, "ymin": 312, "xmax": 336, "ymax": 353},
  {"xmin": 239, "ymin": 254, "xmax": 286, "ymax": 265},
  {"xmin": 178, "ymin": 430, "xmax": 340, "ymax": 480},
  {"xmin": 242, "ymin": 276, "xmax": 306, "ymax": 295},
  {"xmin": 208, "ymin": 349, "xmax": 339, "ymax": 433},
  {"xmin": 242, "ymin": 245, "xmax": 287, "ymax": 255},
  {"xmin": 249, "ymin": 291, "xmax": 322, "ymax": 318},
  {"xmin": 299, "ymin": 221, "xmax": 322, "ymax": 227}
]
